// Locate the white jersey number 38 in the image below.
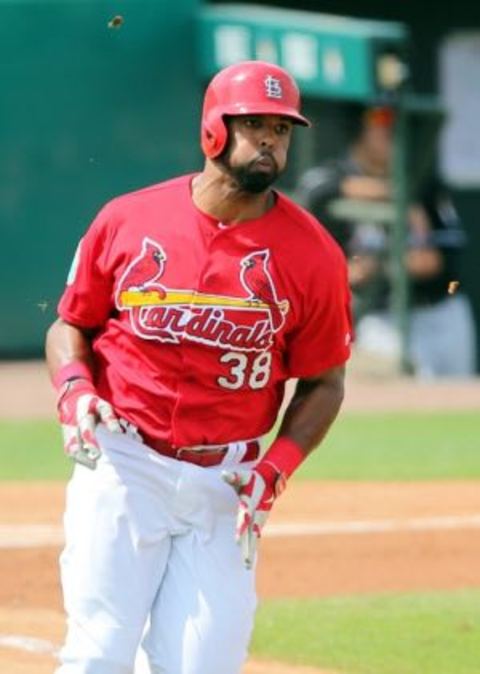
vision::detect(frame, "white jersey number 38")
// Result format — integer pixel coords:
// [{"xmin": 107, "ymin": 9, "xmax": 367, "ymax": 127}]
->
[{"xmin": 218, "ymin": 351, "xmax": 272, "ymax": 390}]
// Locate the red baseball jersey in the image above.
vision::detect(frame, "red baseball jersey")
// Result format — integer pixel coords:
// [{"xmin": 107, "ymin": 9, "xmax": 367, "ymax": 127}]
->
[{"xmin": 58, "ymin": 174, "xmax": 352, "ymax": 447}]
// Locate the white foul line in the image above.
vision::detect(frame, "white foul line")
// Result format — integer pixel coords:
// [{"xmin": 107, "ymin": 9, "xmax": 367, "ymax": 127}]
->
[
  {"xmin": 0, "ymin": 525, "xmax": 64, "ymax": 548},
  {"xmin": 0, "ymin": 634, "xmax": 58, "ymax": 654},
  {"xmin": 264, "ymin": 514, "xmax": 480, "ymax": 537},
  {"xmin": 2, "ymin": 514, "xmax": 480, "ymax": 548}
]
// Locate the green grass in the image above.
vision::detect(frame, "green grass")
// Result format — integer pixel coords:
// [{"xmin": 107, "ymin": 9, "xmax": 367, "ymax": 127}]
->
[
  {"xmin": 252, "ymin": 590, "xmax": 480, "ymax": 674},
  {"xmin": 295, "ymin": 411, "xmax": 480, "ymax": 481},
  {"xmin": 0, "ymin": 411, "xmax": 479, "ymax": 481},
  {"xmin": 0, "ymin": 419, "xmax": 71, "ymax": 480}
]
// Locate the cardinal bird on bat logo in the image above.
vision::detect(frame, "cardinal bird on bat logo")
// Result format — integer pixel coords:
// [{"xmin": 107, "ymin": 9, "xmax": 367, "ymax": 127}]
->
[
  {"xmin": 118, "ymin": 238, "xmax": 167, "ymax": 297},
  {"xmin": 116, "ymin": 238, "xmax": 289, "ymax": 351},
  {"xmin": 239, "ymin": 250, "xmax": 289, "ymax": 331}
]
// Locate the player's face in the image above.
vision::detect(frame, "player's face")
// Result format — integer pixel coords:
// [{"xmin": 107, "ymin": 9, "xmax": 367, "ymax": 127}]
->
[{"xmin": 221, "ymin": 115, "xmax": 293, "ymax": 193}]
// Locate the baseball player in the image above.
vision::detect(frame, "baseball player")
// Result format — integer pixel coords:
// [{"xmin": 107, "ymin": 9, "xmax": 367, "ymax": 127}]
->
[{"xmin": 46, "ymin": 60, "xmax": 352, "ymax": 674}]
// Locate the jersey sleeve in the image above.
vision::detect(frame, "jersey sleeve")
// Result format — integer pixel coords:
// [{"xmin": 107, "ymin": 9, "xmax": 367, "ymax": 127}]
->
[
  {"xmin": 285, "ymin": 244, "xmax": 353, "ymax": 378},
  {"xmin": 57, "ymin": 202, "xmax": 116, "ymax": 328}
]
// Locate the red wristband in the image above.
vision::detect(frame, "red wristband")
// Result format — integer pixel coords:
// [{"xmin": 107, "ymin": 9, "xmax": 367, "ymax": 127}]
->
[
  {"xmin": 261, "ymin": 436, "xmax": 305, "ymax": 479},
  {"xmin": 53, "ymin": 361, "xmax": 93, "ymax": 391}
]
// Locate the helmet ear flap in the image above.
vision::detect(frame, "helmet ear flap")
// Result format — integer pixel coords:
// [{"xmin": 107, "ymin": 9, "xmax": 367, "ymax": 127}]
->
[
  {"xmin": 201, "ymin": 125, "xmax": 216, "ymax": 154},
  {"xmin": 201, "ymin": 114, "xmax": 228, "ymax": 159}
]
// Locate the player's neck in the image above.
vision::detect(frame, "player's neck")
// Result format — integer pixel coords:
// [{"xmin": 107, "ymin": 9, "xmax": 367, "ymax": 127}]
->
[{"xmin": 191, "ymin": 168, "xmax": 275, "ymax": 224}]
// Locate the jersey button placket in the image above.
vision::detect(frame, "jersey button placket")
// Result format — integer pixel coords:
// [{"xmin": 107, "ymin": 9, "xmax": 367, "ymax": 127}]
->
[{"xmin": 170, "ymin": 231, "xmax": 218, "ymax": 449}]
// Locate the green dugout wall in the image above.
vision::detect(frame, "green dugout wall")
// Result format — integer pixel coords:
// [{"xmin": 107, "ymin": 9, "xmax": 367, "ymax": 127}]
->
[
  {"xmin": 0, "ymin": 0, "xmax": 201, "ymax": 355},
  {"xmin": 3, "ymin": 1, "xmax": 464, "ymax": 369}
]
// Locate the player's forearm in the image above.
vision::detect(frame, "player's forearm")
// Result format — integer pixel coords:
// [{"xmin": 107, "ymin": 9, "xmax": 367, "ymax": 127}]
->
[
  {"xmin": 230, "ymin": 365, "xmax": 345, "ymax": 563},
  {"xmin": 277, "ymin": 366, "xmax": 345, "ymax": 455},
  {"xmin": 45, "ymin": 318, "xmax": 96, "ymax": 382},
  {"xmin": 341, "ymin": 176, "xmax": 390, "ymax": 201}
]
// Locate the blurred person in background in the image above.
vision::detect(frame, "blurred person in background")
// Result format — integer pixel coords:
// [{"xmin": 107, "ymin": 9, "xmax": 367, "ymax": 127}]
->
[{"xmin": 296, "ymin": 106, "xmax": 477, "ymax": 379}]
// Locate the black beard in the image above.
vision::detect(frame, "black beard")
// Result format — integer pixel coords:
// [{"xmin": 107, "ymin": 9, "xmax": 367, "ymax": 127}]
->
[{"xmin": 220, "ymin": 154, "xmax": 280, "ymax": 194}]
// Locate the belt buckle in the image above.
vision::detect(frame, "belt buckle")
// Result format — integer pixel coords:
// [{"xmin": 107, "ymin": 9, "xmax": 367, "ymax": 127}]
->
[
  {"xmin": 188, "ymin": 444, "xmax": 227, "ymax": 453},
  {"xmin": 175, "ymin": 446, "xmax": 212, "ymax": 462},
  {"xmin": 175, "ymin": 447, "xmax": 189, "ymax": 461},
  {"xmin": 175, "ymin": 445, "xmax": 227, "ymax": 466}
]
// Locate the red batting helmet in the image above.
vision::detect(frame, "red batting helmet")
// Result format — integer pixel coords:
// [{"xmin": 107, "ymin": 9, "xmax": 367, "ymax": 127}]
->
[{"xmin": 201, "ymin": 60, "xmax": 311, "ymax": 158}]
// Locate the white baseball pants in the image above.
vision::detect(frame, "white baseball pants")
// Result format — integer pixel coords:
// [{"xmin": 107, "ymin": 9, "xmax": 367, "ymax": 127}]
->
[{"xmin": 55, "ymin": 427, "xmax": 257, "ymax": 674}]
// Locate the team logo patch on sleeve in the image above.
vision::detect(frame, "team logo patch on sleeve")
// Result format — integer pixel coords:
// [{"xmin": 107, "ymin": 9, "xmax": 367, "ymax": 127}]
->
[{"xmin": 115, "ymin": 238, "xmax": 289, "ymax": 352}]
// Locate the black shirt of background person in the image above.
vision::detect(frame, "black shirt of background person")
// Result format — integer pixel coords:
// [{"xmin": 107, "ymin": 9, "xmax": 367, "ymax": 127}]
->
[{"xmin": 297, "ymin": 158, "xmax": 466, "ymax": 316}]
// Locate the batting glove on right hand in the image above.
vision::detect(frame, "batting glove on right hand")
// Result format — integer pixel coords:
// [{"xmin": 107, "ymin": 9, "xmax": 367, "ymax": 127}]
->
[
  {"xmin": 222, "ymin": 461, "xmax": 287, "ymax": 570},
  {"xmin": 223, "ymin": 437, "xmax": 306, "ymax": 570},
  {"xmin": 57, "ymin": 378, "xmax": 122, "ymax": 469}
]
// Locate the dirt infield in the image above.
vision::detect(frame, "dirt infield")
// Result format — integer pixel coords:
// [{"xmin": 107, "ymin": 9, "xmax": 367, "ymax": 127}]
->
[
  {"xmin": 2, "ymin": 479, "xmax": 480, "ymax": 673},
  {"xmin": 1, "ymin": 362, "xmax": 480, "ymax": 673}
]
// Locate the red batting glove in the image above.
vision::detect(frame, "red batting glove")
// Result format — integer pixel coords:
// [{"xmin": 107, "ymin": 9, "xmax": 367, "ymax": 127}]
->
[
  {"xmin": 57, "ymin": 378, "xmax": 122, "ymax": 470},
  {"xmin": 222, "ymin": 437, "xmax": 305, "ymax": 569}
]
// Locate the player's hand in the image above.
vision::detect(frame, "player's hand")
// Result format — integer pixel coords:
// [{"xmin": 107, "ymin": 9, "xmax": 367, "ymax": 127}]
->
[
  {"xmin": 57, "ymin": 378, "xmax": 122, "ymax": 469},
  {"xmin": 222, "ymin": 461, "xmax": 287, "ymax": 570}
]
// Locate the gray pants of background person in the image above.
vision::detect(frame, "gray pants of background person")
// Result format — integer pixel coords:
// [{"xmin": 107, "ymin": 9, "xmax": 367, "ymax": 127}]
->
[
  {"xmin": 409, "ymin": 293, "xmax": 477, "ymax": 379},
  {"xmin": 354, "ymin": 293, "xmax": 477, "ymax": 379}
]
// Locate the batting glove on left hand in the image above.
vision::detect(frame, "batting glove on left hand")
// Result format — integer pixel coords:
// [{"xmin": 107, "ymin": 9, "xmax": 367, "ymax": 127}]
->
[
  {"xmin": 57, "ymin": 378, "xmax": 122, "ymax": 469},
  {"xmin": 222, "ymin": 461, "xmax": 287, "ymax": 570}
]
